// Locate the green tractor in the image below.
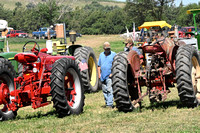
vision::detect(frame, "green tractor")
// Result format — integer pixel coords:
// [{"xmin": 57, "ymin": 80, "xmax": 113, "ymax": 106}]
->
[
  {"xmin": 0, "ymin": 20, "xmax": 19, "ymax": 76},
  {"xmin": 187, "ymin": 9, "xmax": 200, "ymax": 48}
]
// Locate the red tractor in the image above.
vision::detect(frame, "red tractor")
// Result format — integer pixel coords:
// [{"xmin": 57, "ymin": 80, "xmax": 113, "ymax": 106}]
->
[
  {"xmin": 112, "ymin": 21, "xmax": 200, "ymax": 112},
  {"xmin": 0, "ymin": 41, "xmax": 85, "ymax": 120}
]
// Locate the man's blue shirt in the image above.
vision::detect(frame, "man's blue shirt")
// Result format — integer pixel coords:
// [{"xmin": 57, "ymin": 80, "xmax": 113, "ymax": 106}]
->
[
  {"xmin": 132, "ymin": 46, "xmax": 141, "ymax": 55},
  {"xmin": 98, "ymin": 51, "xmax": 116, "ymax": 82}
]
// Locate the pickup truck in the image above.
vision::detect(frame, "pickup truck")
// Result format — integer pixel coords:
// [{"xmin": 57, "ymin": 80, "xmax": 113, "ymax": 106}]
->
[{"xmin": 32, "ymin": 27, "xmax": 56, "ymax": 39}]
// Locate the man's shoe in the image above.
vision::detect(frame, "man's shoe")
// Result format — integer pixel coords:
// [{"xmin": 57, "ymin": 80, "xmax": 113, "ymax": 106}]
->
[
  {"xmin": 101, "ymin": 105, "xmax": 107, "ymax": 108},
  {"xmin": 106, "ymin": 105, "xmax": 115, "ymax": 109}
]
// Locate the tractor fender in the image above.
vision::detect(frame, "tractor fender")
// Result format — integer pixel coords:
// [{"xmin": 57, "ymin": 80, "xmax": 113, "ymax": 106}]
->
[
  {"xmin": 169, "ymin": 40, "xmax": 186, "ymax": 73},
  {"xmin": 0, "ymin": 52, "xmax": 18, "ymax": 72},
  {"xmin": 68, "ymin": 44, "xmax": 82, "ymax": 56},
  {"xmin": 127, "ymin": 50, "xmax": 140, "ymax": 74}
]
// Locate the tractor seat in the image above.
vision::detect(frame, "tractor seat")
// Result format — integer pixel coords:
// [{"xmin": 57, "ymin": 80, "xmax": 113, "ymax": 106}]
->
[{"xmin": 14, "ymin": 53, "xmax": 38, "ymax": 64}]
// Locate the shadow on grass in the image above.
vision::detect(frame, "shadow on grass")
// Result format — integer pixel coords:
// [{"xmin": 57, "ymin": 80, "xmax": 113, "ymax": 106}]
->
[
  {"xmin": 16, "ymin": 109, "xmax": 57, "ymax": 120},
  {"xmin": 16, "ymin": 108, "xmax": 86, "ymax": 120},
  {"xmin": 144, "ymin": 100, "xmax": 185, "ymax": 111}
]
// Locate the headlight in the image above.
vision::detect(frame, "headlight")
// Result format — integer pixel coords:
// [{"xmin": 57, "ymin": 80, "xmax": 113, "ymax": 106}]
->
[{"xmin": 33, "ymin": 68, "xmax": 37, "ymax": 73}]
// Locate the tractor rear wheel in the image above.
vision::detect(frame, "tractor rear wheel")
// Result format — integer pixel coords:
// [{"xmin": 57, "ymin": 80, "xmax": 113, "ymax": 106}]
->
[
  {"xmin": 0, "ymin": 58, "xmax": 17, "ymax": 121},
  {"xmin": 176, "ymin": 45, "xmax": 200, "ymax": 107},
  {"xmin": 112, "ymin": 52, "xmax": 137, "ymax": 112},
  {"xmin": 74, "ymin": 46, "xmax": 99, "ymax": 92},
  {"xmin": 50, "ymin": 58, "xmax": 85, "ymax": 116}
]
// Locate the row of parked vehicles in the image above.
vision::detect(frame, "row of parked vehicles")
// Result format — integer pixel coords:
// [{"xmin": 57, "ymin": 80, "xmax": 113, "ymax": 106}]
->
[
  {"xmin": 6, "ymin": 27, "xmax": 82, "ymax": 39},
  {"xmin": 168, "ymin": 26, "xmax": 199, "ymax": 38}
]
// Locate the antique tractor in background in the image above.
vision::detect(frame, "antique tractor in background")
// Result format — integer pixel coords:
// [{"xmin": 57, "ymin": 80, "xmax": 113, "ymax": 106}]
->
[
  {"xmin": 112, "ymin": 16, "xmax": 200, "ymax": 112},
  {"xmin": 52, "ymin": 24, "xmax": 99, "ymax": 93},
  {"xmin": 0, "ymin": 41, "xmax": 85, "ymax": 120}
]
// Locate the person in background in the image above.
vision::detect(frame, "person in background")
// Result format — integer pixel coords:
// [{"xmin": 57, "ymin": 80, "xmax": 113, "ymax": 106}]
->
[
  {"xmin": 98, "ymin": 42, "xmax": 116, "ymax": 108},
  {"xmin": 123, "ymin": 38, "xmax": 141, "ymax": 55}
]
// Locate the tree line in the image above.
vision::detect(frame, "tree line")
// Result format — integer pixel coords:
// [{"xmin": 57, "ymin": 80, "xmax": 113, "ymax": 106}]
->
[{"xmin": 1, "ymin": 0, "xmax": 200, "ymax": 35}]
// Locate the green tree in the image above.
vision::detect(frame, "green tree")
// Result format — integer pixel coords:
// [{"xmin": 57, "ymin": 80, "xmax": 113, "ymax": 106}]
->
[{"xmin": 125, "ymin": 0, "xmax": 175, "ymax": 30}]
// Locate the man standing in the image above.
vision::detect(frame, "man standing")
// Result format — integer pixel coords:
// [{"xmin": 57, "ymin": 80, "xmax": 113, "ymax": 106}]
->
[
  {"xmin": 98, "ymin": 42, "xmax": 116, "ymax": 108},
  {"xmin": 124, "ymin": 38, "xmax": 141, "ymax": 55}
]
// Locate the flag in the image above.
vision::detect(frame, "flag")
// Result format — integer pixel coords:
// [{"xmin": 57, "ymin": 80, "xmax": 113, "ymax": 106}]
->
[
  {"xmin": 133, "ymin": 22, "xmax": 135, "ymax": 41},
  {"xmin": 126, "ymin": 26, "xmax": 129, "ymax": 38},
  {"xmin": 140, "ymin": 28, "xmax": 144, "ymax": 41},
  {"xmin": 79, "ymin": 59, "xmax": 88, "ymax": 71}
]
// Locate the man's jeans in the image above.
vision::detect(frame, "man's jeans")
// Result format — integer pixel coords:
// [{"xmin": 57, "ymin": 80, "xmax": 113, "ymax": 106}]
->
[{"xmin": 102, "ymin": 78, "xmax": 113, "ymax": 106}]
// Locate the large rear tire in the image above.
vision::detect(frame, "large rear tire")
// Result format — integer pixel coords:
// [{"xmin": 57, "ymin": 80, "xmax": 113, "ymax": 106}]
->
[
  {"xmin": 50, "ymin": 58, "xmax": 85, "ymax": 116},
  {"xmin": 74, "ymin": 46, "xmax": 99, "ymax": 93},
  {"xmin": 0, "ymin": 58, "xmax": 17, "ymax": 121},
  {"xmin": 176, "ymin": 45, "xmax": 200, "ymax": 107},
  {"xmin": 112, "ymin": 52, "xmax": 136, "ymax": 112}
]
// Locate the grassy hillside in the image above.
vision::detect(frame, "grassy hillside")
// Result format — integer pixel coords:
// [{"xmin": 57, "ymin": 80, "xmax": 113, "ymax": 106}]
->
[{"xmin": 2, "ymin": 0, "xmax": 125, "ymax": 10}]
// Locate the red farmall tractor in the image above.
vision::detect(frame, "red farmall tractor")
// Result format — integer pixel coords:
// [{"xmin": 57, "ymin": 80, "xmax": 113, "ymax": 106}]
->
[
  {"xmin": 112, "ymin": 20, "xmax": 200, "ymax": 112},
  {"xmin": 0, "ymin": 41, "xmax": 85, "ymax": 120}
]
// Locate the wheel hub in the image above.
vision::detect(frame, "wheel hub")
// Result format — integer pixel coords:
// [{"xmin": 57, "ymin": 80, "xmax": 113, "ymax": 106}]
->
[
  {"xmin": 192, "ymin": 56, "xmax": 200, "ymax": 100},
  {"xmin": 88, "ymin": 56, "xmax": 97, "ymax": 87},
  {"xmin": 0, "ymin": 83, "xmax": 10, "ymax": 105}
]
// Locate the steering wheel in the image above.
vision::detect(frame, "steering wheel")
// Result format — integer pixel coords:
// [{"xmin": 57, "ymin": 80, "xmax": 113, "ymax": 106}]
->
[
  {"xmin": 150, "ymin": 37, "xmax": 166, "ymax": 46},
  {"xmin": 22, "ymin": 41, "xmax": 40, "ymax": 55}
]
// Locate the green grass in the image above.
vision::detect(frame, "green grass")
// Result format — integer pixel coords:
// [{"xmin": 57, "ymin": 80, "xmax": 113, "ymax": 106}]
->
[
  {"xmin": 3, "ymin": 38, "xmax": 53, "ymax": 53},
  {"xmin": 1, "ymin": 36, "xmax": 200, "ymax": 132},
  {"xmin": 93, "ymin": 40, "xmax": 124, "ymax": 58},
  {"xmin": 0, "ymin": 88, "xmax": 200, "ymax": 132}
]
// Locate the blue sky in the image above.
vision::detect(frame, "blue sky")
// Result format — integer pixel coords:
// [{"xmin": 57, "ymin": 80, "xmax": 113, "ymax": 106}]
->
[{"xmin": 115, "ymin": 0, "xmax": 200, "ymax": 6}]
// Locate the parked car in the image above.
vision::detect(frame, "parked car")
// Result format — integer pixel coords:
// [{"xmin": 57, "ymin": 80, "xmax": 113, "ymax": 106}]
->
[
  {"xmin": 6, "ymin": 30, "xmax": 28, "ymax": 38},
  {"xmin": 32, "ymin": 27, "xmax": 56, "ymax": 39},
  {"xmin": 66, "ymin": 30, "xmax": 82, "ymax": 37}
]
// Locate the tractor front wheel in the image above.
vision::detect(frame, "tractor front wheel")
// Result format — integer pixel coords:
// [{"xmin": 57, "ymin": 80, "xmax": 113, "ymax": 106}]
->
[
  {"xmin": 0, "ymin": 58, "xmax": 17, "ymax": 121},
  {"xmin": 176, "ymin": 45, "xmax": 200, "ymax": 107},
  {"xmin": 74, "ymin": 47, "xmax": 99, "ymax": 92},
  {"xmin": 50, "ymin": 58, "xmax": 85, "ymax": 116}
]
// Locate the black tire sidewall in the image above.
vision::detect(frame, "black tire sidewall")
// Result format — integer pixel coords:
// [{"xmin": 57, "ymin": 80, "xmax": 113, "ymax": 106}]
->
[
  {"xmin": 0, "ymin": 58, "xmax": 16, "ymax": 120},
  {"xmin": 176, "ymin": 45, "xmax": 200, "ymax": 107},
  {"xmin": 74, "ymin": 47, "xmax": 99, "ymax": 92},
  {"xmin": 50, "ymin": 58, "xmax": 84, "ymax": 115}
]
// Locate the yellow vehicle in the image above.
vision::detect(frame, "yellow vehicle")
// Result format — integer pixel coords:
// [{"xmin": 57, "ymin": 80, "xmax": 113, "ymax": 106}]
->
[
  {"xmin": 135, "ymin": 21, "xmax": 171, "ymax": 46},
  {"xmin": 138, "ymin": 21, "xmax": 171, "ymax": 30}
]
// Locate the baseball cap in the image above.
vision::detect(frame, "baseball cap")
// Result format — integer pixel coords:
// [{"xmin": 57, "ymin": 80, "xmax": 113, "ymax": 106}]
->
[
  {"xmin": 103, "ymin": 42, "xmax": 110, "ymax": 49},
  {"xmin": 124, "ymin": 38, "xmax": 133, "ymax": 44}
]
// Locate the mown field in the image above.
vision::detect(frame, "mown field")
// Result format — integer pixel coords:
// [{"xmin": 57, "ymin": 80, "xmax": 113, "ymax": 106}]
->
[
  {"xmin": 1, "ymin": 35, "xmax": 200, "ymax": 132},
  {"xmin": 2, "ymin": 0, "xmax": 125, "ymax": 10}
]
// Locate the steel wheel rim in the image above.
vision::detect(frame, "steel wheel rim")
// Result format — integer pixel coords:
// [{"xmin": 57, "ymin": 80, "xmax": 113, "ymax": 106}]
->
[
  {"xmin": 191, "ymin": 56, "xmax": 200, "ymax": 100},
  {"xmin": 64, "ymin": 68, "xmax": 81, "ymax": 109},
  {"xmin": 88, "ymin": 56, "xmax": 97, "ymax": 87},
  {"xmin": 0, "ymin": 74, "xmax": 14, "ymax": 115}
]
